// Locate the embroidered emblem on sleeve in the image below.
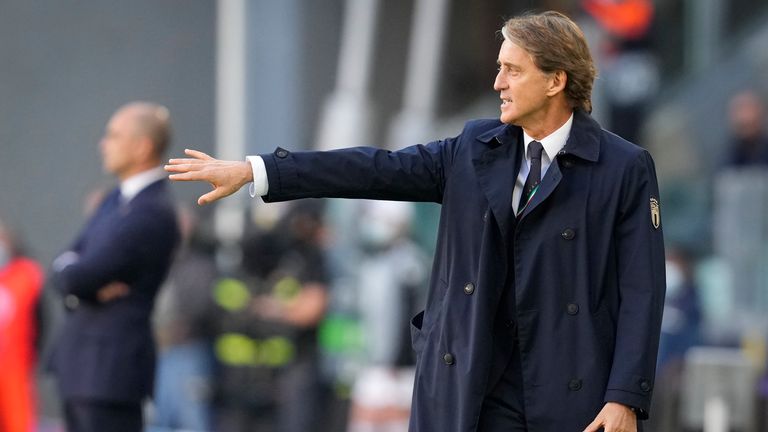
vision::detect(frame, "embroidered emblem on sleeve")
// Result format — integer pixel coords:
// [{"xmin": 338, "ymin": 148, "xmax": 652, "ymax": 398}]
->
[{"xmin": 650, "ymin": 197, "xmax": 660, "ymax": 229}]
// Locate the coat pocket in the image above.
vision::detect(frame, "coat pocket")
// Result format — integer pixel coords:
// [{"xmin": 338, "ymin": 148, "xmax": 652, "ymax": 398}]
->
[{"xmin": 410, "ymin": 310, "xmax": 426, "ymax": 354}]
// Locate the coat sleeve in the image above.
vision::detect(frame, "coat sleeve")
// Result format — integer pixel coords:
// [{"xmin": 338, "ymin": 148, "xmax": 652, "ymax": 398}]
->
[
  {"xmin": 259, "ymin": 138, "xmax": 459, "ymax": 204},
  {"xmin": 604, "ymin": 150, "xmax": 666, "ymax": 417},
  {"xmin": 54, "ymin": 208, "xmax": 176, "ymax": 300}
]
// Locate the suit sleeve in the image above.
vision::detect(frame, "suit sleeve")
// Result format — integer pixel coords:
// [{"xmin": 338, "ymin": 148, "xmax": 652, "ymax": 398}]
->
[
  {"xmin": 259, "ymin": 137, "xmax": 459, "ymax": 204},
  {"xmin": 604, "ymin": 150, "xmax": 666, "ymax": 417},
  {"xmin": 54, "ymin": 208, "xmax": 175, "ymax": 300}
]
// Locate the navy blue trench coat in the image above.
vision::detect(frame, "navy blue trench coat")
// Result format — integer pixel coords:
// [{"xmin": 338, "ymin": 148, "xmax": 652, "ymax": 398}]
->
[{"xmin": 259, "ymin": 109, "xmax": 665, "ymax": 432}]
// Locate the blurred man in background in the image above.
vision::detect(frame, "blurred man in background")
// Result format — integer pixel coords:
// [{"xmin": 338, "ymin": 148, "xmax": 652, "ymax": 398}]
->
[
  {"xmin": 723, "ymin": 90, "xmax": 768, "ymax": 167},
  {"xmin": 0, "ymin": 219, "xmax": 44, "ymax": 432},
  {"xmin": 50, "ymin": 102, "xmax": 180, "ymax": 432}
]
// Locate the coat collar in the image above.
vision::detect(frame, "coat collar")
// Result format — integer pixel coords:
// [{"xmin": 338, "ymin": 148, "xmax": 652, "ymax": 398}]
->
[
  {"xmin": 472, "ymin": 125, "xmax": 523, "ymax": 240},
  {"xmin": 475, "ymin": 109, "xmax": 601, "ymax": 162}
]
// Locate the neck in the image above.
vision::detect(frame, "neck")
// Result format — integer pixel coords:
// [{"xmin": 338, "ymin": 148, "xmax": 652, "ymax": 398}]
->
[
  {"xmin": 117, "ymin": 160, "xmax": 160, "ymax": 182},
  {"xmin": 522, "ymin": 103, "xmax": 574, "ymax": 141}
]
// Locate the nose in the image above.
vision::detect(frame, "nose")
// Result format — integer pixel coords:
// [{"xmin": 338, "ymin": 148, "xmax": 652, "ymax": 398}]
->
[{"xmin": 493, "ymin": 69, "xmax": 505, "ymax": 92}]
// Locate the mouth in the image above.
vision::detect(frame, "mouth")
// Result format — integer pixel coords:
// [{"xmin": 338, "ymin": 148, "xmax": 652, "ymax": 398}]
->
[{"xmin": 500, "ymin": 98, "xmax": 512, "ymax": 108}]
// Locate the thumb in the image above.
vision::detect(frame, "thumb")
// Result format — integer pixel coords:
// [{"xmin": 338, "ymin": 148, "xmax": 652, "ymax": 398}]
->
[
  {"xmin": 583, "ymin": 416, "xmax": 604, "ymax": 432},
  {"xmin": 198, "ymin": 187, "xmax": 228, "ymax": 205}
]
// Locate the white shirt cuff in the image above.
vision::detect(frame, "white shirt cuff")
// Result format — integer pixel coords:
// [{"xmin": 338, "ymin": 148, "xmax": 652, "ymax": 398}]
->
[{"xmin": 246, "ymin": 155, "xmax": 269, "ymax": 197}]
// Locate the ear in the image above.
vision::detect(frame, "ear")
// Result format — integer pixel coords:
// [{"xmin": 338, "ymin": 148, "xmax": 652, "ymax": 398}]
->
[
  {"xmin": 546, "ymin": 70, "xmax": 567, "ymax": 97},
  {"xmin": 136, "ymin": 136, "xmax": 155, "ymax": 162}
]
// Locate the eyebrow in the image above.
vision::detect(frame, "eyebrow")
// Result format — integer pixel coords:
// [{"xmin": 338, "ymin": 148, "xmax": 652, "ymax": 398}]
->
[{"xmin": 497, "ymin": 60, "xmax": 520, "ymax": 70}]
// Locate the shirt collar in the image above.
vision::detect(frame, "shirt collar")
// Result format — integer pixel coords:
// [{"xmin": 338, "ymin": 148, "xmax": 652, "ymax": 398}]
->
[
  {"xmin": 522, "ymin": 113, "xmax": 574, "ymax": 161},
  {"xmin": 120, "ymin": 166, "xmax": 166, "ymax": 202}
]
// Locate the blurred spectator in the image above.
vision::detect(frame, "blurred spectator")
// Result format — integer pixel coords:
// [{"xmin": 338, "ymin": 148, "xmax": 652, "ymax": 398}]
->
[
  {"xmin": 149, "ymin": 207, "xmax": 219, "ymax": 432},
  {"xmin": 723, "ymin": 90, "xmax": 768, "ymax": 167},
  {"xmin": 582, "ymin": 0, "xmax": 659, "ymax": 143},
  {"xmin": 347, "ymin": 201, "xmax": 428, "ymax": 432},
  {"xmin": 0, "ymin": 219, "xmax": 44, "ymax": 432},
  {"xmin": 649, "ymin": 246, "xmax": 702, "ymax": 432},
  {"xmin": 658, "ymin": 246, "xmax": 702, "ymax": 369},
  {"xmin": 49, "ymin": 102, "xmax": 180, "ymax": 432},
  {"xmin": 215, "ymin": 200, "xmax": 330, "ymax": 432}
]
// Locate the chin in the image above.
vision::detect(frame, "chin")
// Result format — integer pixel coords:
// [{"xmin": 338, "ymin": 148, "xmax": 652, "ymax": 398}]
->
[{"xmin": 499, "ymin": 114, "xmax": 516, "ymax": 125}]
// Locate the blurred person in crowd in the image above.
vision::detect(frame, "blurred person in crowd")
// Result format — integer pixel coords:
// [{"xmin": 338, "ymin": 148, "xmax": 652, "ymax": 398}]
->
[
  {"xmin": 582, "ymin": 0, "xmax": 659, "ymax": 144},
  {"xmin": 648, "ymin": 246, "xmax": 702, "ymax": 432},
  {"xmin": 216, "ymin": 200, "xmax": 329, "ymax": 432},
  {"xmin": 0, "ymin": 219, "xmax": 44, "ymax": 432},
  {"xmin": 167, "ymin": 11, "xmax": 665, "ymax": 432},
  {"xmin": 348, "ymin": 201, "xmax": 428, "ymax": 432},
  {"xmin": 50, "ymin": 102, "xmax": 180, "ymax": 432},
  {"xmin": 657, "ymin": 247, "xmax": 701, "ymax": 370},
  {"xmin": 723, "ymin": 90, "xmax": 768, "ymax": 167},
  {"xmin": 149, "ymin": 207, "xmax": 218, "ymax": 432}
]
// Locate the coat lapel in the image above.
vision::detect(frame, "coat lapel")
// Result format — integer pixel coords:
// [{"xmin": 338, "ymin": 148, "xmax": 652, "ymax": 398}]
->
[
  {"xmin": 519, "ymin": 110, "xmax": 601, "ymax": 220},
  {"xmin": 472, "ymin": 124, "xmax": 523, "ymax": 239},
  {"xmin": 518, "ymin": 158, "xmax": 563, "ymax": 219}
]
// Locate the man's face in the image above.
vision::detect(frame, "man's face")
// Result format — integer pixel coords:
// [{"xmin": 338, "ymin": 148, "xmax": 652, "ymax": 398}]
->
[
  {"xmin": 100, "ymin": 109, "xmax": 140, "ymax": 178},
  {"xmin": 493, "ymin": 39, "xmax": 554, "ymax": 126}
]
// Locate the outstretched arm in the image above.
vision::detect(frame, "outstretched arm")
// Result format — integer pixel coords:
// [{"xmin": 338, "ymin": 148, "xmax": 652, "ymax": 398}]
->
[{"xmin": 165, "ymin": 149, "xmax": 253, "ymax": 205}]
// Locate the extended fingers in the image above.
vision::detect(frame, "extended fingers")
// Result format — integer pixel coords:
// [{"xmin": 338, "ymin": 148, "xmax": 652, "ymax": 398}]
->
[
  {"xmin": 168, "ymin": 170, "xmax": 209, "ymax": 182},
  {"xmin": 184, "ymin": 148, "xmax": 215, "ymax": 160}
]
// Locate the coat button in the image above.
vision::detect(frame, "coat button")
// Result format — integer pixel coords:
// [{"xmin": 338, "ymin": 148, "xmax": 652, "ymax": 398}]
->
[
  {"xmin": 463, "ymin": 282, "xmax": 475, "ymax": 295},
  {"xmin": 568, "ymin": 379, "xmax": 582, "ymax": 391},
  {"xmin": 275, "ymin": 149, "xmax": 289, "ymax": 158},
  {"xmin": 443, "ymin": 353, "xmax": 455, "ymax": 365},
  {"xmin": 566, "ymin": 303, "xmax": 579, "ymax": 315},
  {"xmin": 639, "ymin": 379, "xmax": 651, "ymax": 392},
  {"xmin": 561, "ymin": 228, "xmax": 575, "ymax": 240},
  {"xmin": 65, "ymin": 294, "xmax": 79, "ymax": 310}
]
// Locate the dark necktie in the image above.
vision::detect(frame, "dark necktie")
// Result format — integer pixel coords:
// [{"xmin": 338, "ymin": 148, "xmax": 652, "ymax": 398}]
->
[{"xmin": 517, "ymin": 140, "xmax": 543, "ymax": 214}]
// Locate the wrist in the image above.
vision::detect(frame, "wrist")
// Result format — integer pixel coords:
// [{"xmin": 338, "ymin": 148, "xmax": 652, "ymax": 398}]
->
[{"xmin": 240, "ymin": 160, "xmax": 254, "ymax": 186}]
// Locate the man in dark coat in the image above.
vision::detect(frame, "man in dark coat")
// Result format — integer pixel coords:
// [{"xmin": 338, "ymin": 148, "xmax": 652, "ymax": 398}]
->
[
  {"xmin": 52, "ymin": 102, "xmax": 180, "ymax": 432},
  {"xmin": 166, "ymin": 11, "xmax": 665, "ymax": 432}
]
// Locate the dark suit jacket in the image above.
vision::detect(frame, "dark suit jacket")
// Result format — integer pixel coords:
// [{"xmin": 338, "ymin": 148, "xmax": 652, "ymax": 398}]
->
[
  {"xmin": 258, "ymin": 110, "xmax": 665, "ymax": 431},
  {"xmin": 52, "ymin": 178, "xmax": 179, "ymax": 403}
]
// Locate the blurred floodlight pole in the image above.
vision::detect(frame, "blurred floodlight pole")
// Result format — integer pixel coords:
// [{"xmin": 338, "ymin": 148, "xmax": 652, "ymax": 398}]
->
[
  {"xmin": 316, "ymin": 0, "xmax": 379, "ymax": 151},
  {"xmin": 314, "ymin": 0, "xmax": 380, "ymax": 295},
  {"xmin": 215, "ymin": 0, "xmax": 247, "ymax": 267},
  {"xmin": 686, "ymin": 0, "xmax": 724, "ymax": 71},
  {"xmin": 386, "ymin": 0, "xmax": 449, "ymax": 150}
]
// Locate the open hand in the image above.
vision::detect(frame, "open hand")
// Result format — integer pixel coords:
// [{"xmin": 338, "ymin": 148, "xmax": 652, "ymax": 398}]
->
[{"xmin": 165, "ymin": 149, "xmax": 253, "ymax": 205}]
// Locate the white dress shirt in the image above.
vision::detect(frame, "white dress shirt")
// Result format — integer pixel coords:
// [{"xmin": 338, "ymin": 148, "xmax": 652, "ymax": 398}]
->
[
  {"xmin": 247, "ymin": 155, "xmax": 269, "ymax": 197},
  {"xmin": 120, "ymin": 166, "xmax": 169, "ymax": 203},
  {"xmin": 512, "ymin": 114, "xmax": 573, "ymax": 211}
]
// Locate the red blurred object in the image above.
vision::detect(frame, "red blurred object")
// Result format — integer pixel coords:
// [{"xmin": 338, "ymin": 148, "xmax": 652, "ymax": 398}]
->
[
  {"xmin": 582, "ymin": 0, "xmax": 655, "ymax": 40},
  {"xmin": 0, "ymin": 258, "xmax": 43, "ymax": 432}
]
